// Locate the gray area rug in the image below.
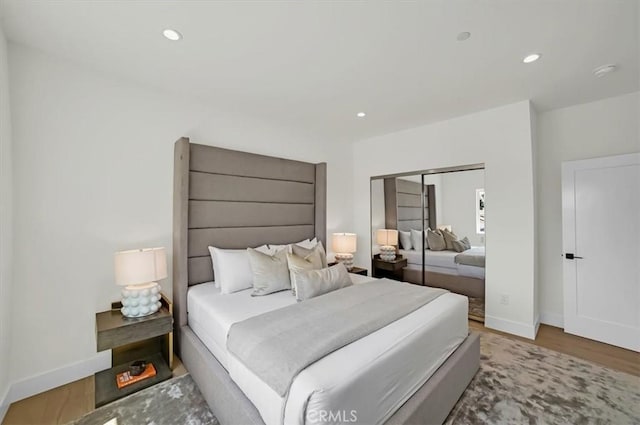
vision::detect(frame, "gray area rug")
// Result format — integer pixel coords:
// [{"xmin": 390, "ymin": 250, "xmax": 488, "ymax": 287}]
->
[
  {"xmin": 445, "ymin": 332, "xmax": 640, "ymax": 424},
  {"xmin": 70, "ymin": 374, "xmax": 217, "ymax": 425},
  {"xmin": 71, "ymin": 332, "xmax": 639, "ymax": 425}
]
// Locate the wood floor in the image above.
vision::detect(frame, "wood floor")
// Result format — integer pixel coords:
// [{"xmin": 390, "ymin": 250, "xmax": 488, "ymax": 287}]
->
[
  {"xmin": 2, "ymin": 358, "xmax": 186, "ymax": 425},
  {"xmin": 3, "ymin": 325, "xmax": 638, "ymax": 425}
]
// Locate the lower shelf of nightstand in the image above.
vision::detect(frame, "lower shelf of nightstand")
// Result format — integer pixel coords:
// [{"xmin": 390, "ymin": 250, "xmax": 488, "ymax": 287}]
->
[{"xmin": 94, "ymin": 352, "xmax": 172, "ymax": 408}]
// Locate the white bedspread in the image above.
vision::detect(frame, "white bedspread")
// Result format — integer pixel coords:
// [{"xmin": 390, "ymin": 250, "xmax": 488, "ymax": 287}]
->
[
  {"xmin": 400, "ymin": 248, "xmax": 485, "ymax": 279},
  {"xmin": 188, "ymin": 276, "xmax": 468, "ymax": 425}
]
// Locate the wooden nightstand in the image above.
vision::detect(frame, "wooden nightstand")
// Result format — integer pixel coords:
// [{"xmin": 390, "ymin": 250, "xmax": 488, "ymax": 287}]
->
[
  {"xmin": 328, "ymin": 262, "xmax": 368, "ymax": 276},
  {"xmin": 372, "ymin": 255, "xmax": 408, "ymax": 281},
  {"xmin": 94, "ymin": 294, "xmax": 174, "ymax": 407},
  {"xmin": 349, "ymin": 267, "xmax": 368, "ymax": 276}
]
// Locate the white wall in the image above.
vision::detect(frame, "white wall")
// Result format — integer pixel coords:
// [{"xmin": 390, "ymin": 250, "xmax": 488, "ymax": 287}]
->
[
  {"xmin": 536, "ymin": 91, "xmax": 640, "ymax": 327},
  {"xmin": 7, "ymin": 43, "xmax": 352, "ymax": 400},
  {"xmin": 0, "ymin": 21, "xmax": 13, "ymax": 417},
  {"xmin": 439, "ymin": 169, "xmax": 485, "ymax": 246},
  {"xmin": 352, "ymin": 101, "xmax": 537, "ymax": 338}
]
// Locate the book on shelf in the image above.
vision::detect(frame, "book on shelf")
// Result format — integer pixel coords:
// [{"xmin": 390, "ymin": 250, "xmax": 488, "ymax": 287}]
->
[{"xmin": 116, "ymin": 363, "xmax": 157, "ymax": 389}]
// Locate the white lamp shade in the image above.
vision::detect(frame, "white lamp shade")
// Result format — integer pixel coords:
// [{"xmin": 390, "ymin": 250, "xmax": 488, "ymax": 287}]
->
[
  {"xmin": 332, "ymin": 233, "xmax": 357, "ymax": 253},
  {"xmin": 376, "ymin": 229, "xmax": 398, "ymax": 246},
  {"xmin": 114, "ymin": 247, "xmax": 167, "ymax": 286}
]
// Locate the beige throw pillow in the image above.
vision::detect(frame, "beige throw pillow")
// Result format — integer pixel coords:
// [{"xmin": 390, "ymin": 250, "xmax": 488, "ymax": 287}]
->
[
  {"xmin": 441, "ymin": 229, "xmax": 459, "ymax": 250},
  {"xmin": 286, "ymin": 252, "xmax": 323, "ymax": 297},
  {"xmin": 452, "ymin": 237, "xmax": 471, "ymax": 253},
  {"xmin": 426, "ymin": 229, "xmax": 446, "ymax": 251},
  {"xmin": 247, "ymin": 248, "xmax": 291, "ymax": 296},
  {"xmin": 291, "ymin": 241, "xmax": 328, "ymax": 268},
  {"xmin": 293, "ymin": 263, "xmax": 353, "ymax": 301}
]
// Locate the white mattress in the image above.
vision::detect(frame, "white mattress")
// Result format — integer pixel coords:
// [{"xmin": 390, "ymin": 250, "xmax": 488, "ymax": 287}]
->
[
  {"xmin": 188, "ymin": 276, "xmax": 468, "ymax": 425},
  {"xmin": 400, "ymin": 248, "xmax": 485, "ymax": 279}
]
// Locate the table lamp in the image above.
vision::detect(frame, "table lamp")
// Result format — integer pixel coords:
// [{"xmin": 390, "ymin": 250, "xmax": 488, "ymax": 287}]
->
[
  {"xmin": 376, "ymin": 229, "xmax": 398, "ymax": 261},
  {"xmin": 114, "ymin": 247, "xmax": 167, "ymax": 318},
  {"xmin": 332, "ymin": 233, "xmax": 357, "ymax": 271}
]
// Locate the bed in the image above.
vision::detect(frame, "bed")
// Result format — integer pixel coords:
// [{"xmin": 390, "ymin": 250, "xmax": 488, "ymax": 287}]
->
[
  {"xmin": 172, "ymin": 137, "xmax": 480, "ymax": 425},
  {"xmin": 399, "ymin": 247, "xmax": 485, "ymax": 299}
]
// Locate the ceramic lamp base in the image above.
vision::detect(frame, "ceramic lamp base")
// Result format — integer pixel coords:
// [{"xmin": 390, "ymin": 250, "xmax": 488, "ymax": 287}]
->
[
  {"xmin": 120, "ymin": 282, "xmax": 162, "ymax": 318},
  {"xmin": 334, "ymin": 253, "xmax": 354, "ymax": 271},
  {"xmin": 380, "ymin": 245, "xmax": 396, "ymax": 261}
]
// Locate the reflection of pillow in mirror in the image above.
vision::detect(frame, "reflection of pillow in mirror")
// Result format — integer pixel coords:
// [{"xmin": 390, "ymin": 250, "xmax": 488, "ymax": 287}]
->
[
  {"xmin": 410, "ymin": 229, "xmax": 428, "ymax": 250},
  {"xmin": 441, "ymin": 229, "xmax": 459, "ymax": 250},
  {"xmin": 399, "ymin": 231, "xmax": 412, "ymax": 250},
  {"xmin": 291, "ymin": 241, "xmax": 327, "ymax": 268},
  {"xmin": 426, "ymin": 229, "xmax": 446, "ymax": 251},
  {"xmin": 452, "ymin": 237, "xmax": 471, "ymax": 252}
]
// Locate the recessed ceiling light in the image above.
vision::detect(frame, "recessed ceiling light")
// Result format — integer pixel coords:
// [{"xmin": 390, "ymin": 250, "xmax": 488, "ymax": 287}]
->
[
  {"xmin": 356, "ymin": 112, "xmax": 366, "ymax": 118},
  {"xmin": 523, "ymin": 53, "xmax": 541, "ymax": 64},
  {"xmin": 456, "ymin": 32, "xmax": 471, "ymax": 41},
  {"xmin": 593, "ymin": 64, "xmax": 617, "ymax": 78},
  {"xmin": 162, "ymin": 29, "xmax": 182, "ymax": 41}
]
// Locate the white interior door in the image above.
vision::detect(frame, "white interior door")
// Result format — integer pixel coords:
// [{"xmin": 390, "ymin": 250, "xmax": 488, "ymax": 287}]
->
[{"xmin": 562, "ymin": 153, "xmax": 640, "ymax": 352}]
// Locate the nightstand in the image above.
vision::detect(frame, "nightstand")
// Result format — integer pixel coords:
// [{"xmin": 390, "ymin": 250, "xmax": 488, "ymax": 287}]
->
[
  {"xmin": 328, "ymin": 262, "xmax": 368, "ymax": 276},
  {"xmin": 94, "ymin": 294, "xmax": 174, "ymax": 407},
  {"xmin": 372, "ymin": 255, "xmax": 408, "ymax": 281},
  {"xmin": 349, "ymin": 266, "xmax": 368, "ymax": 276}
]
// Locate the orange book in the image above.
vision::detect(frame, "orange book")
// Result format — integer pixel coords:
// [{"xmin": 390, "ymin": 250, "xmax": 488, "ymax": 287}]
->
[{"xmin": 116, "ymin": 363, "xmax": 157, "ymax": 389}]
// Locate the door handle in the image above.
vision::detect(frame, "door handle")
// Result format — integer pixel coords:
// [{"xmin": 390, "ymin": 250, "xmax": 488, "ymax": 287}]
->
[{"xmin": 565, "ymin": 253, "xmax": 584, "ymax": 260}]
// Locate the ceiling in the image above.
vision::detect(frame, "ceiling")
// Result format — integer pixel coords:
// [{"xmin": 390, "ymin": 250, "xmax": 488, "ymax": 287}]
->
[{"xmin": 1, "ymin": 0, "xmax": 638, "ymax": 141}]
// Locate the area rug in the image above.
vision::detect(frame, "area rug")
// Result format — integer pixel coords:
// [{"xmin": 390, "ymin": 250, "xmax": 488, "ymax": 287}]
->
[
  {"xmin": 69, "ymin": 374, "xmax": 217, "ymax": 425},
  {"xmin": 445, "ymin": 332, "xmax": 640, "ymax": 424},
  {"xmin": 70, "ymin": 332, "xmax": 639, "ymax": 425}
]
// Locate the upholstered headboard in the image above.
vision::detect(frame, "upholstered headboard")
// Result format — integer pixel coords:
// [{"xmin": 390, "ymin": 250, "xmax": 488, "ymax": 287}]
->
[
  {"xmin": 383, "ymin": 178, "xmax": 436, "ymax": 233},
  {"xmin": 172, "ymin": 137, "xmax": 326, "ymax": 344}
]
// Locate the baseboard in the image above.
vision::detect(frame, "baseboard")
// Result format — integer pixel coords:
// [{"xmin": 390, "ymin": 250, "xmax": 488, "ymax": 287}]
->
[
  {"xmin": 539, "ymin": 312, "xmax": 564, "ymax": 328},
  {"xmin": 485, "ymin": 315, "xmax": 538, "ymax": 340},
  {"xmin": 0, "ymin": 385, "xmax": 9, "ymax": 423},
  {"xmin": 7, "ymin": 351, "xmax": 111, "ymax": 405}
]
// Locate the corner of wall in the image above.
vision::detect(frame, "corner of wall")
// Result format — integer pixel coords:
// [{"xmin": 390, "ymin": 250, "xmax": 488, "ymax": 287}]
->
[{"xmin": 0, "ymin": 19, "xmax": 14, "ymax": 423}]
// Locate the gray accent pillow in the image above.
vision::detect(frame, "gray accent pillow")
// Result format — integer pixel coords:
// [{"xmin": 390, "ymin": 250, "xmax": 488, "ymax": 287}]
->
[
  {"xmin": 426, "ymin": 229, "xmax": 446, "ymax": 251},
  {"xmin": 293, "ymin": 263, "xmax": 353, "ymax": 301},
  {"xmin": 247, "ymin": 248, "xmax": 291, "ymax": 296},
  {"xmin": 441, "ymin": 228, "xmax": 459, "ymax": 250},
  {"xmin": 452, "ymin": 237, "xmax": 471, "ymax": 253},
  {"xmin": 286, "ymin": 252, "xmax": 322, "ymax": 297},
  {"xmin": 399, "ymin": 231, "xmax": 412, "ymax": 250},
  {"xmin": 291, "ymin": 241, "xmax": 327, "ymax": 268}
]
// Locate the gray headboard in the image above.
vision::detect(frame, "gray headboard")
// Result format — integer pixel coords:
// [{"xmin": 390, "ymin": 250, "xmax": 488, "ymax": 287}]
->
[
  {"xmin": 173, "ymin": 137, "xmax": 326, "ymax": 344},
  {"xmin": 384, "ymin": 178, "xmax": 436, "ymax": 232}
]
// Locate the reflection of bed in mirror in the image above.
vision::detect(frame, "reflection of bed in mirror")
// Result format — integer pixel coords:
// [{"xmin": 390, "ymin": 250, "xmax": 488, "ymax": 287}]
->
[{"xmin": 401, "ymin": 247, "xmax": 485, "ymax": 298}]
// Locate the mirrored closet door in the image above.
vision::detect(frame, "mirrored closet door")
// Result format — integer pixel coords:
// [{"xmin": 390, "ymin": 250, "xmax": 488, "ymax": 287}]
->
[{"xmin": 370, "ymin": 166, "xmax": 486, "ymax": 322}]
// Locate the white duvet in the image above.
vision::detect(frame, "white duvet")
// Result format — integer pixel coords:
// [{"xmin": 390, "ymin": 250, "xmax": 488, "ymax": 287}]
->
[{"xmin": 188, "ymin": 275, "xmax": 468, "ymax": 425}]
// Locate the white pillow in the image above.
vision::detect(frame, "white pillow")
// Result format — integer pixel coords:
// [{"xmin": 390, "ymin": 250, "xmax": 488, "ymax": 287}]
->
[
  {"xmin": 295, "ymin": 237, "xmax": 318, "ymax": 249},
  {"xmin": 208, "ymin": 247, "xmax": 254, "ymax": 294},
  {"xmin": 270, "ymin": 237, "xmax": 318, "ymax": 254},
  {"xmin": 268, "ymin": 244, "xmax": 289, "ymax": 253},
  {"xmin": 410, "ymin": 229, "xmax": 429, "ymax": 250},
  {"xmin": 399, "ymin": 231, "xmax": 412, "ymax": 250},
  {"xmin": 209, "ymin": 244, "xmax": 270, "ymax": 288},
  {"xmin": 254, "ymin": 244, "xmax": 275, "ymax": 255}
]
